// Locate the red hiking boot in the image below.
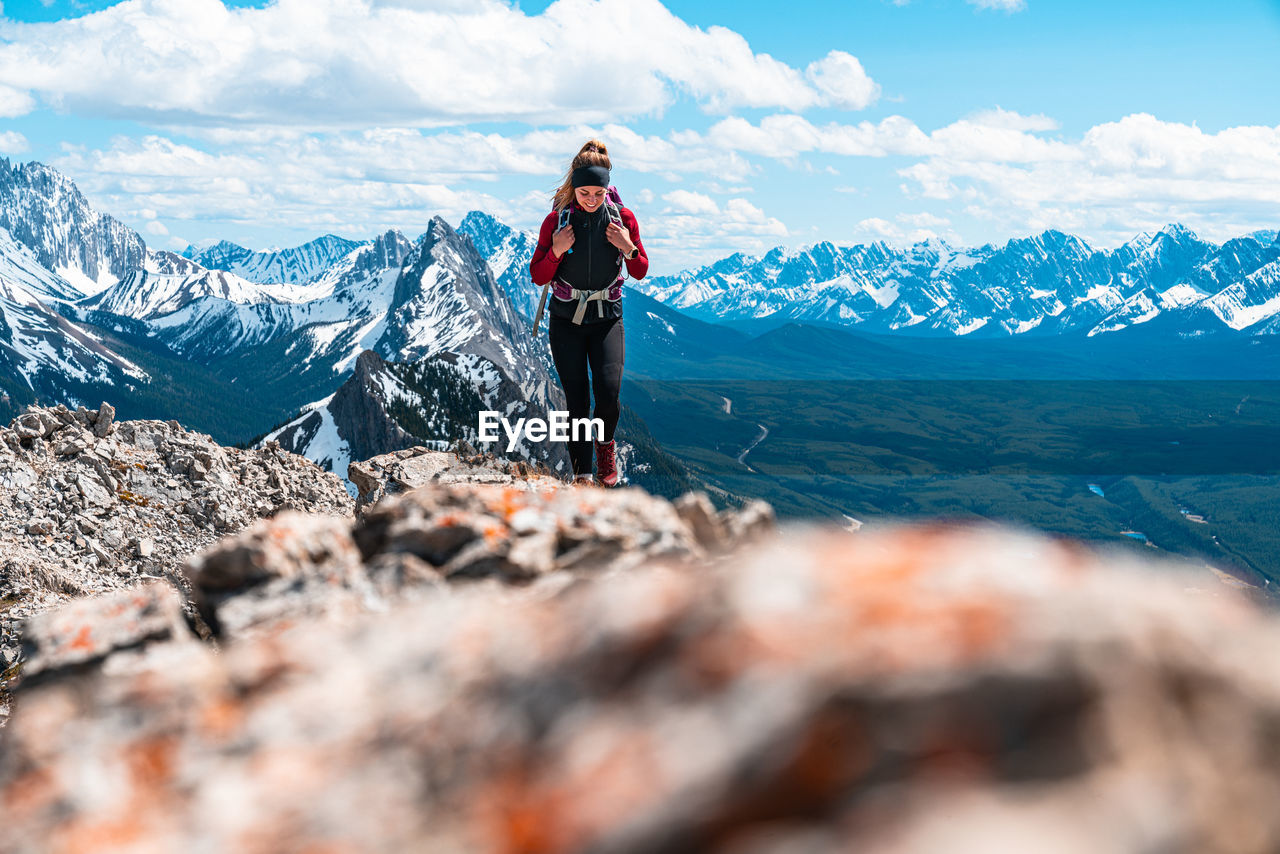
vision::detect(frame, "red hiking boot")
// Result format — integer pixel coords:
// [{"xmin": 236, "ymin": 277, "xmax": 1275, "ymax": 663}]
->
[{"xmin": 595, "ymin": 439, "xmax": 619, "ymax": 487}]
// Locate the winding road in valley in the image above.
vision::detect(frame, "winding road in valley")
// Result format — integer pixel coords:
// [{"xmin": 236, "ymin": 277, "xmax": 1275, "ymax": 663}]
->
[{"xmin": 736, "ymin": 423, "xmax": 769, "ymax": 468}]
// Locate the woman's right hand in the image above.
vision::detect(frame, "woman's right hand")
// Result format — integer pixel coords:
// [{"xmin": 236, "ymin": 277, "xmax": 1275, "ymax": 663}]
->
[{"xmin": 552, "ymin": 224, "xmax": 575, "ymax": 258}]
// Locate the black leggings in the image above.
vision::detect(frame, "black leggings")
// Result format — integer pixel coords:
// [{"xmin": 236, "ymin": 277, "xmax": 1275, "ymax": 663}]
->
[{"xmin": 548, "ymin": 314, "xmax": 624, "ymax": 475}]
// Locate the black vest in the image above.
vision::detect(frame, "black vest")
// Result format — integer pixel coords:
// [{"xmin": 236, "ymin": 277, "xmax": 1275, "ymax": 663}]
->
[{"xmin": 550, "ymin": 206, "xmax": 623, "ymax": 323}]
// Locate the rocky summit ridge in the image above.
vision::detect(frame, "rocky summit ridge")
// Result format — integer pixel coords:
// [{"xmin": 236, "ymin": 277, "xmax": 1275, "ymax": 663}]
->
[
  {"xmin": 1, "ymin": 404, "xmax": 1280, "ymax": 851},
  {"xmin": 0, "ymin": 402, "xmax": 353, "ymax": 698}
]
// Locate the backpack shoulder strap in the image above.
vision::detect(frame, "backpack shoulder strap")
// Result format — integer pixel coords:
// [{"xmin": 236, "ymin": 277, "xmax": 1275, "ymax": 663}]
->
[{"xmin": 604, "ymin": 198, "xmax": 624, "ymax": 229}]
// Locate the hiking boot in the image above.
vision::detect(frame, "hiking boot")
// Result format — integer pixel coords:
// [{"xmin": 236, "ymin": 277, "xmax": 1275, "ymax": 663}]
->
[
  {"xmin": 595, "ymin": 439, "xmax": 619, "ymax": 487},
  {"xmin": 573, "ymin": 474, "xmax": 596, "ymax": 487}
]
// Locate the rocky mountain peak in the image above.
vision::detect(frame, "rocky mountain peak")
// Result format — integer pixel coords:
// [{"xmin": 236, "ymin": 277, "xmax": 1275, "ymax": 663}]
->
[
  {"xmin": 184, "ymin": 233, "xmax": 366, "ymax": 285},
  {"xmin": 351, "ymin": 347, "xmax": 386, "ymax": 378},
  {"xmin": 145, "ymin": 248, "xmax": 204, "ymax": 276},
  {"xmin": 0, "ymin": 158, "xmax": 145, "ymax": 295},
  {"xmin": 1159, "ymin": 222, "xmax": 1199, "ymax": 241},
  {"xmin": 361, "ymin": 228, "xmax": 412, "ymax": 272},
  {"xmin": 457, "ymin": 209, "xmax": 512, "ymax": 255},
  {"xmin": 418, "ymin": 215, "xmax": 457, "ymax": 250}
]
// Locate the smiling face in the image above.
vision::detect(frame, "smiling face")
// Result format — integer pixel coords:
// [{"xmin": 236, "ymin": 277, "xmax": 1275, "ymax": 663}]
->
[{"xmin": 574, "ymin": 185, "xmax": 606, "ymax": 212}]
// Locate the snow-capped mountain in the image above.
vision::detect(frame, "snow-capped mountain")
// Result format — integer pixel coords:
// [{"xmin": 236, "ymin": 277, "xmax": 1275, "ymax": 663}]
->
[
  {"xmin": 125, "ymin": 229, "xmax": 412, "ymax": 363},
  {"xmin": 184, "ymin": 234, "xmax": 365, "ymax": 285},
  {"xmin": 457, "ymin": 210, "xmax": 541, "ymax": 320},
  {"xmin": 131, "ymin": 217, "xmax": 560, "ymax": 403},
  {"xmin": 0, "ymin": 225, "xmax": 146, "ymax": 401},
  {"xmin": 0, "ymin": 158, "xmax": 143, "ymax": 297},
  {"xmin": 80, "ymin": 249, "xmax": 308, "ymax": 320},
  {"xmin": 376, "ymin": 216, "xmax": 553, "ymax": 396},
  {"xmin": 266, "ymin": 348, "xmax": 570, "ymax": 486},
  {"xmin": 634, "ymin": 224, "xmax": 1280, "ymax": 338},
  {"xmin": 170, "ymin": 215, "xmax": 571, "ymax": 476}
]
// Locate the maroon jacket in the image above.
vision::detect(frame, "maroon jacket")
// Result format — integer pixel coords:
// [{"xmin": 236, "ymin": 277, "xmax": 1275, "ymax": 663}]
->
[{"xmin": 530, "ymin": 203, "xmax": 648, "ymax": 323}]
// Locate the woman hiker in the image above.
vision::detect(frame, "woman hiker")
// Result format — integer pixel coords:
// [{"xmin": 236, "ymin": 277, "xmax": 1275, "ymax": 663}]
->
[{"xmin": 530, "ymin": 139, "xmax": 648, "ymax": 486}]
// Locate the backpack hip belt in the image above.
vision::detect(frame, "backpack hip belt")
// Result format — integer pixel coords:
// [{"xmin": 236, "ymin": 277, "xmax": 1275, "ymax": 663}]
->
[{"xmin": 554, "ymin": 273, "xmax": 623, "ymax": 324}]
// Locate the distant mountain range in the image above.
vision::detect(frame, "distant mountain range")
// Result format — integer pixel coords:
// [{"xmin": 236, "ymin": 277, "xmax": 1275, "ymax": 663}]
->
[
  {"xmin": 635, "ymin": 224, "xmax": 1280, "ymax": 338},
  {"xmin": 183, "ymin": 234, "xmax": 364, "ymax": 286},
  {"xmin": 2, "ymin": 155, "xmax": 1278, "ymax": 496}
]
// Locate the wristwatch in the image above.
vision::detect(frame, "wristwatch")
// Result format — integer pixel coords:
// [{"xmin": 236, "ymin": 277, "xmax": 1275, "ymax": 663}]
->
[{"xmin": 624, "ymin": 247, "xmax": 637, "ymax": 260}]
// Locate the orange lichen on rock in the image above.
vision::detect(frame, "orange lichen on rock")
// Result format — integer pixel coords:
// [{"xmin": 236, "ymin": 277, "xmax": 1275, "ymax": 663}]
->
[
  {"xmin": 6, "ymin": 492, "xmax": 1270, "ymax": 853},
  {"xmin": 487, "ymin": 487, "xmax": 530, "ymax": 521},
  {"xmin": 66, "ymin": 624, "xmax": 95, "ymax": 653}
]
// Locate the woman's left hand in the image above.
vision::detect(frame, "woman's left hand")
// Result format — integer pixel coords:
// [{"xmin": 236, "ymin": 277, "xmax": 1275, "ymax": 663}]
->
[{"xmin": 606, "ymin": 223, "xmax": 636, "ymax": 255}]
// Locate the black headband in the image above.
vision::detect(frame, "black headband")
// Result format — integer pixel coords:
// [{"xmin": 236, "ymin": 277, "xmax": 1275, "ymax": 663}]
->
[{"xmin": 571, "ymin": 165, "xmax": 610, "ymax": 188}]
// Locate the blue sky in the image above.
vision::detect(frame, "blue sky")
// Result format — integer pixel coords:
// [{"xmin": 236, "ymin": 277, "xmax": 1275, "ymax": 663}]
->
[{"xmin": 1, "ymin": 0, "xmax": 1278, "ymax": 273}]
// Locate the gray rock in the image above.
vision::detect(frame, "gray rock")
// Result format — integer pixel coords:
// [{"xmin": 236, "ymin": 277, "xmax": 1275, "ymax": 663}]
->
[
  {"xmin": 93, "ymin": 402, "xmax": 115, "ymax": 438},
  {"xmin": 75, "ymin": 472, "xmax": 113, "ymax": 508},
  {"xmin": 183, "ymin": 511, "xmax": 366, "ymax": 638},
  {"xmin": 52, "ymin": 427, "xmax": 93, "ymax": 457},
  {"xmin": 13, "ymin": 410, "xmax": 56, "ymax": 440},
  {"xmin": 674, "ymin": 491, "xmax": 727, "ymax": 552},
  {"xmin": 15, "ymin": 580, "xmax": 190, "ymax": 688},
  {"xmin": 25, "ymin": 518, "xmax": 53, "ymax": 535},
  {"xmin": 349, "ymin": 446, "xmax": 561, "ymax": 513}
]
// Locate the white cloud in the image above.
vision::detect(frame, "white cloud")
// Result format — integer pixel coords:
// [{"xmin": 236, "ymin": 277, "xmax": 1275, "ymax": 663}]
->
[
  {"xmin": 898, "ymin": 113, "xmax": 1280, "ymax": 245},
  {"xmin": 48, "ymin": 121, "xmax": 764, "ymax": 241},
  {"xmin": 804, "ymin": 51, "xmax": 880, "ymax": 111},
  {"xmin": 854, "ymin": 213, "xmax": 955, "ymax": 247},
  {"xmin": 680, "ymin": 108, "xmax": 1280, "ymax": 244},
  {"xmin": 522, "ymin": 123, "xmax": 757, "ymax": 182},
  {"xmin": 642, "ymin": 194, "xmax": 788, "ymax": 270},
  {"xmin": 856, "ymin": 217, "xmax": 897, "ymax": 238},
  {"xmin": 968, "ymin": 0, "xmax": 1026, "ymax": 11},
  {"xmin": 53, "ymin": 134, "xmax": 524, "ymax": 237},
  {"xmin": 0, "ymin": 83, "xmax": 34, "ymax": 117},
  {"xmin": 899, "ymin": 212, "xmax": 950, "ymax": 228},
  {"xmin": 0, "ymin": 0, "xmax": 879, "ymax": 128},
  {"xmin": 662, "ymin": 190, "xmax": 719, "ymax": 215},
  {"xmin": 965, "ymin": 107, "xmax": 1059, "ymax": 132},
  {"xmin": 928, "ymin": 115, "xmax": 1076, "ymax": 164},
  {"xmin": 144, "ymin": 220, "xmax": 169, "ymax": 236},
  {"xmin": 704, "ymin": 114, "xmax": 932, "ymax": 159},
  {"xmin": 0, "ymin": 129, "xmax": 27, "ymax": 154},
  {"xmin": 722, "ymin": 198, "xmax": 784, "ymax": 231},
  {"xmin": 29, "ymin": 85, "xmax": 1280, "ymax": 267},
  {"xmin": 118, "ymin": 112, "xmax": 792, "ymax": 264},
  {"xmin": 691, "ymin": 109, "xmax": 1063, "ymax": 164}
]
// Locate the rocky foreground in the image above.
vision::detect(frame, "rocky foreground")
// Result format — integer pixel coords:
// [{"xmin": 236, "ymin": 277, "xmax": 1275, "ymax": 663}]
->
[
  {"xmin": 0, "ymin": 405, "xmax": 353, "ymax": 692},
  {"xmin": 2, "ymin": 407, "xmax": 1279, "ymax": 853}
]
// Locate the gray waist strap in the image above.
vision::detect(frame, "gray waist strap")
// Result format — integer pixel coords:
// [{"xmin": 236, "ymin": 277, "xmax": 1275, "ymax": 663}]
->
[
  {"xmin": 557, "ymin": 276, "xmax": 622, "ymax": 324},
  {"xmin": 570, "ymin": 288, "xmax": 609, "ymax": 324}
]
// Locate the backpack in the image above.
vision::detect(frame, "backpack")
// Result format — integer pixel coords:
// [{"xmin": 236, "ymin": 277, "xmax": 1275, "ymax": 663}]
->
[{"xmin": 533, "ymin": 186, "xmax": 628, "ymax": 333}]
